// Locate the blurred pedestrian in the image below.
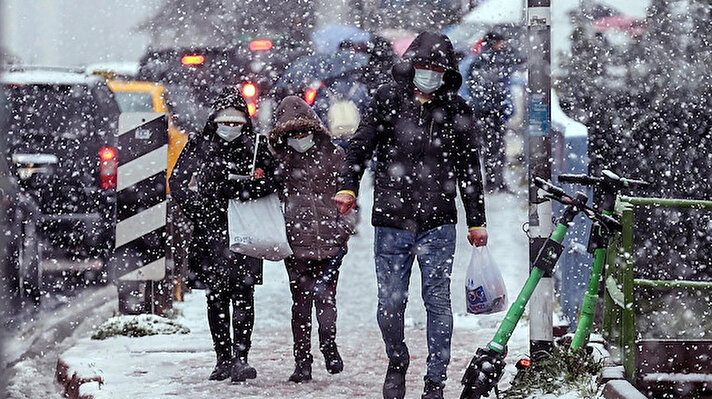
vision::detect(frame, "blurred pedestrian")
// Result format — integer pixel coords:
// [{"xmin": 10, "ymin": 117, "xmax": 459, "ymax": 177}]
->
[
  {"xmin": 269, "ymin": 96, "xmax": 356, "ymax": 383},
  {"xmin": 170, "ymin": 87, "xmax": 278, "ymax": 383},
  {"xmin": 362, "ymin": 36, "xmax": 397, "ymax": 93},
  {"xmin": 467, "ymin": 30, "xmax": 524, "ymax": 192},
  {"xmin": 313, "ymin": 69, "xmax": 370, "ymax": 149},
  {"xmin": 334, "ymin": 32, "xmax": 488, "ymax": 399}
]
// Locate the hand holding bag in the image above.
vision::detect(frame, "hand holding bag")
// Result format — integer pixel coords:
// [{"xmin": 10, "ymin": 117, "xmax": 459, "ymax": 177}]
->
[
  {"xmin": 465, "ymin": 246, "xmax": 508, "ymax": 315},
  {"xmin": 228, "ymin": 134, "xmax": 293, "ymax": 261}
]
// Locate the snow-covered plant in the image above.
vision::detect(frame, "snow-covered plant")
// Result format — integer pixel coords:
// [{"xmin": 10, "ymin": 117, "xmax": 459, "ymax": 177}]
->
[{"xmin": 91, "ymin": 314, "xmax": 190, "ymax": 340}]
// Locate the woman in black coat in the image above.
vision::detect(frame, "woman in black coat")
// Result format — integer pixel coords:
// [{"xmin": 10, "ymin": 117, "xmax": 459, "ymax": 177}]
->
[{"xmin": 170, "ymin": 87, "xmax": 278, "ymax": 383}]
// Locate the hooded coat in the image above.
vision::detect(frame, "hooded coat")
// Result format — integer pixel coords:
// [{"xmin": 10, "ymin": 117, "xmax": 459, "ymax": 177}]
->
[
  {"xmin": 340, "ymin": 31, "xmax": 486, "ymax": 233},
  {"xmin": 269, "ymin": 96, "xmax": 355, "ymax": 261},
  {"xmin": 170, "ymin": 87, "xmax": 278, "ymax": 287}
]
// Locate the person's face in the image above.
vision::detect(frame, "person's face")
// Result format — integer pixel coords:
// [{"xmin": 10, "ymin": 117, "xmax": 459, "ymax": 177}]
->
[
  {"xmin": 217, "ymin": 121, "xmax": 245, "ymax": 128},
  {"xmin": 492, "ymin": 40, "xmax": 505, "ymax": 51},
  {"xmin": 291, "ymin": 130, "xmax": 312, "ymax": 139},
  {"xmin": 413, "ymin": 62, "xmax": 446, "ymax": 73}
]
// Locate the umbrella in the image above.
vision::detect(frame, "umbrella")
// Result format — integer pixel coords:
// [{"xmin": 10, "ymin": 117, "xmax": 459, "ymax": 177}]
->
[
  {"xmin": 447, "ymin": 0, "xmax": 525, "ymax": 52},
  {"xmin": 379, "ymin": 29, "xmax": 417, "ymax": 57},
  {"xmin": 593, "ymin": 15, "xmax": 645, "ymax": 37},
  {"xmin": 311, "ymin": 24, "xmax": 371, "ymax": 54},
  {"xmin": 463, "ymin": 0, "xmax": 525, "ymax": 25},
  {"xmin": 392, "ymin": 37, "xmax": 416, "ymax": 57},
  {"xmin": 276, "ymin": 52, "xmax": 370, "ymax": 89}
]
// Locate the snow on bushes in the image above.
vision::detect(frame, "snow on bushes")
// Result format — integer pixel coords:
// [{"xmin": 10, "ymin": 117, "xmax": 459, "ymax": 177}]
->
[{"xmin": 91, "ymin": 314, "xmax": 190, "ymax": 340}]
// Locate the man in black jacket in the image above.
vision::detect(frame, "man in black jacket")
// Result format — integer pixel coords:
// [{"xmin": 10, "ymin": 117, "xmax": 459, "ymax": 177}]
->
[{"xmin": 335, "ymin": 32, "xmax": 488, "ymax": 399}]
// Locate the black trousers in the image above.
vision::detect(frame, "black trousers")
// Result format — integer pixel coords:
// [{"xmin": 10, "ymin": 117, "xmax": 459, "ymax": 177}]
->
[
  {"xmin": 206, "ymin": 283, "xmax": 255, "ymax": 363},
  {"xmin": 284, "ymin": 248, "xmax": 346, "ymax": 364}
]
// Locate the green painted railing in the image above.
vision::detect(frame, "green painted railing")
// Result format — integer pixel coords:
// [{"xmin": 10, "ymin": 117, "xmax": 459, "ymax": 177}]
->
[{"xmin": 602, "ymin": 196, "xmax": 712, "ymax": 382}]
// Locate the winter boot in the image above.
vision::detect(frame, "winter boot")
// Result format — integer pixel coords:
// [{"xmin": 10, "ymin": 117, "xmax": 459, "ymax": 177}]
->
[
  {"xmin": 383, "ymin": 360, "xmax": 408, "ymax": 399},
  {"xmin": 321, "ymin": 342, "xmax": 343, "ymax": 374},
  {"xmin": 288, "ymin": 357, "xmax": 313, "ymax": 383},
  {"xmin": 208, "ymin": 359, "xmax": 232, "ymax": 381},
  {"xmin": 421, "ymin": 379, "xmax": 444, "ymax": 399},
  {"xmin": 230, "ymin": 358, "xmax": 257, "ymax": 383}
]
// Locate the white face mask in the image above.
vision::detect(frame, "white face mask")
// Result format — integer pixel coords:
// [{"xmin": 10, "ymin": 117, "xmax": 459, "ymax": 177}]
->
[
  {"xmin": 413, "ymin": 68, "xmax": 444, "ymax": 94},
  {"xmin": 216, "ymin": 124, "xmax": 243, "ymax": 142},
  {"xmin": 287, "ymin": 134, "xmax": 315, "ymax": 153}
]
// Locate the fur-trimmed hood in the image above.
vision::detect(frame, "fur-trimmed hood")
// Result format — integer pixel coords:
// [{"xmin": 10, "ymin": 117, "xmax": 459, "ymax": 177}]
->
[{"xmin": 269, "ymin": 95, "xmax": 330, "ymax": 150}]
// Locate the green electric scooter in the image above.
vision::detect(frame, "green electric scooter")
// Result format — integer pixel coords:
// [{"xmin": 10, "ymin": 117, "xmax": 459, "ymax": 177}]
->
[
  {"xmin": 460, "ymin": 177, "xmax": 623, "ymax": 399},
  {"xmin": 557, "ymin": 170, "xmax": 649, "ymax": 351}
]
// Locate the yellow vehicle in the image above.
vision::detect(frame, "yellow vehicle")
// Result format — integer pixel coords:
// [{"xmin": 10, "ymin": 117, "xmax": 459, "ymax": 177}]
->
[
  {"xmin": 106, "ymin": 80, "xmax": 188, "ymax": 190},
  {"xmin": 105, "ymin": 79, "xmax": 190, "ymax": 302}
]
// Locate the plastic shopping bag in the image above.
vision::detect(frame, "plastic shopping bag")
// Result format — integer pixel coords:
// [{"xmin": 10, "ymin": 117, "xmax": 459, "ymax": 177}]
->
[
  {"xmin": 228, "ymin": 193, "xmax": 293, "ymax": 261},
  {"xmin": 465, "ymin": 246, "xmax": 508, "ymax": 315}
]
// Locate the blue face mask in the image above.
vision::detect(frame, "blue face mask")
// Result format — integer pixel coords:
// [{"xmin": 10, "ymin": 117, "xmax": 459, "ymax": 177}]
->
[
  {"xmin": 413, "ymin": 68, "xmax": 444, "ymax": 94},
  {"xmin": 287, "ymin": 134, "xmax": 315, "ymax": 153},
  {"xmin": 216, "ymin": 124, "xmax": 243, "ymax": 142}
]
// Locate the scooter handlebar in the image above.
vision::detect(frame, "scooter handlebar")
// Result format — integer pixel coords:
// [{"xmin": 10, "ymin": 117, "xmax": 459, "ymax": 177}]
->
[
  {"xmin": 597, "ymin": 212, "xmax": 623, "ymax": 232},
  {"xmin": 558, "ymin": 174, "xmax": 602, "ymax": 186},
  {"xmin": 534, "ymin": 177, "xmax": 568, "ymax": 199},
  {"xmin": 558, "ymin": 171, "xmax": 650, "ymax": 191}
]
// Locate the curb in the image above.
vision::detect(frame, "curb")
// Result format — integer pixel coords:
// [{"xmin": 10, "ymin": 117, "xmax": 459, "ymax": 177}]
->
[
  {"xmin": 56, "ymin": 358, "xmax": 103, "ymax": 399},
  {"xmin": 601, "ymin": 378, "xmax": 648, "ymax": 399}
]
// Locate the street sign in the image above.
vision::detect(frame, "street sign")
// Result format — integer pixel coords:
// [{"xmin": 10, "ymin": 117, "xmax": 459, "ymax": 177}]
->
[{"xmin": 114, "ymin": 112, "xmax": 168, "ymax": 282}]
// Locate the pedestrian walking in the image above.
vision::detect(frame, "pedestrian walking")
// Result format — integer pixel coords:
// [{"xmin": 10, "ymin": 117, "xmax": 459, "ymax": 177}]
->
[
  {"xmin": 269, "ymin": 96, "xmax": 356, "ymax": 383},
  {"xmin": 170, "ymin": 87, "xmax": 278, "ymax": 383},
  {"xmin": 467, "ymin": 30, "xmax": 524, "ymax": 192},
  {"xmin": 313, "ymin": 70, "xmax": 370, "ymax": 149},
  {"xmin": 334, "ymin": 32, "xmax": 489, "ymax": 399}
]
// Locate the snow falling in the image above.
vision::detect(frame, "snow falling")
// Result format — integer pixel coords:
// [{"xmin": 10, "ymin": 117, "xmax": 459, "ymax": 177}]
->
[{"xmin": 1, "ymin": 1, "xmax": 711, "ymax": 399}]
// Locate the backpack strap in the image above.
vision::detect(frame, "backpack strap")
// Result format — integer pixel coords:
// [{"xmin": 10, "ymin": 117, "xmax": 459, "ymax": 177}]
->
[{"xmin": 346, "ymin": 83, "xmax": 360, "ymax": 99}]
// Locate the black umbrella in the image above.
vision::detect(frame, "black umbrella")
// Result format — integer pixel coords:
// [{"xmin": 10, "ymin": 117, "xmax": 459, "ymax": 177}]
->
[{"xmin": 276, "ymin": 51, "xmax": 369, "ymax": 89}]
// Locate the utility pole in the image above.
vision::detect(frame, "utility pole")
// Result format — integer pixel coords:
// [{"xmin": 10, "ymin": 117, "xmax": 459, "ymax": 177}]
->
[{"xmin": 527, "ymin": 0, "xmax": 554, "ymax": 361}]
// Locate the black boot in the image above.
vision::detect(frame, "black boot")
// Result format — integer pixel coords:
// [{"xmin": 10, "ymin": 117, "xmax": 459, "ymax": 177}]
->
[
  {"xmin": 208, "ymin": 359, "xmax": 232, "ymax": 381},
  {"xmin": 421, "ymin": 379, "xmax": 444, "ymax": 399},
  {"xmin": 383, "ymin": 360, "xmax": 408, "ymax": 399},
  {"xmin": 230, "ymin": 358, "xmax": 257, "ymax": 383},
  {"xmin": 321, "ymin": 342, "xmax": 343, "ymax": 374},
  {"xmin": 288, "ymin": 355, "xmax": 313, "ymax": 383}
]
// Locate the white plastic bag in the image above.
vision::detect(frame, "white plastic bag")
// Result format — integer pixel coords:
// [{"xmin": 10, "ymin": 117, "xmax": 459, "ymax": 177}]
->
[
  {"xmin": 465, "ymin": 246, "xmax": 508, "ymax": 315},
  {"xmin": 227, "ymin": 133, "xmax": 292, "ymax": 261},
  {"xmin": 228, "ymin": 193, "xmax": 293, "ymax": 261}
]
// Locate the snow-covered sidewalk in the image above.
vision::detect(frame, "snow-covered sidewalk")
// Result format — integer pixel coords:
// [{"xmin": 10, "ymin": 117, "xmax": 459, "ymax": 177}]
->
[{"xmin": 58, "ymin": 184, "xmax": 532, "ymax": 399}]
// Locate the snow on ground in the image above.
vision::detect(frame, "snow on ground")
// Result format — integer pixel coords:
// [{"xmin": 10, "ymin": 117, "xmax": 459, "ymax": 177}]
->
[
  {"xmin": 58, "ymin": 176, "xmax": 542, "ymax": 398},
  {"xmin": 4, "ymin": 286, "xmax": 117, "ymax": 399}
]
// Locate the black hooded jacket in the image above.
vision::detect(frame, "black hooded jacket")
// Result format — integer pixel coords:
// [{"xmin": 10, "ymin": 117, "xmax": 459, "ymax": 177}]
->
[
  {"xmin": 170, "ymin": 87, "xmax": 278, "ymax": 285},
  {"xmin": 339, "ymin": 32, "xmax": 486, "ymax": 233}
]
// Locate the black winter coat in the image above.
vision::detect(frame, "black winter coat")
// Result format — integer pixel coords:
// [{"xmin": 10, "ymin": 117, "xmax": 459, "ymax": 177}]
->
[
  {"xmin": 340, "ymin": 32, "xmax": 486, "ymax": 233},
  {"xmin": 171, "ymin": 87, "xmax": 278, "ymax": 287}
]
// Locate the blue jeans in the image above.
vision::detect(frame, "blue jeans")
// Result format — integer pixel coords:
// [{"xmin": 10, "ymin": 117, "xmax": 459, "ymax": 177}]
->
[{"xmin": 374, "ymin": 224, "xmax": 456, "ymax": 383}]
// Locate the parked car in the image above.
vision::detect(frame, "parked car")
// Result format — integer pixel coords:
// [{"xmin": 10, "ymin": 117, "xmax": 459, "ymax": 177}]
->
[
  {"xmin": 0, "ymin": 79, "xmax": 43, "ymax": 310},
  {"xmin": 1, "ymin": 66, "xmax": 121, "ymax": 289}
]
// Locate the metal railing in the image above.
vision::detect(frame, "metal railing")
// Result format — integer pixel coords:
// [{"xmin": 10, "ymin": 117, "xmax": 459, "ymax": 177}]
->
[{"xmin": 602, "ymin": 196, "xmax": 712, "ymax": 382}]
